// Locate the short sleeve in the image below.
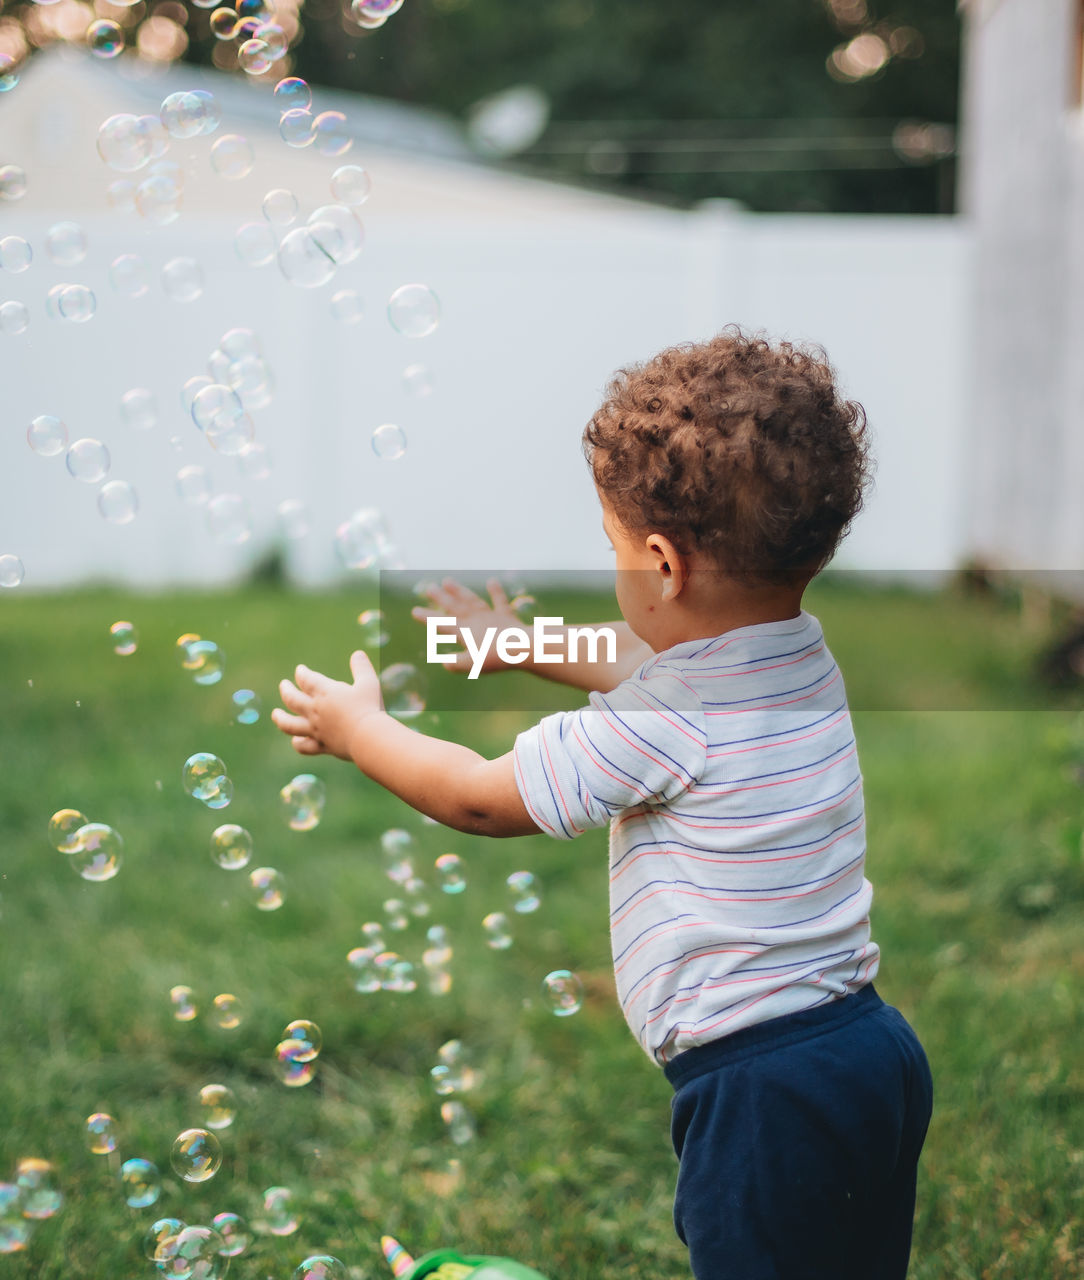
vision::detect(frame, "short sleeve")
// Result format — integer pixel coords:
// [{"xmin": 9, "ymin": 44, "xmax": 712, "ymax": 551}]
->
[{"xmin": 512, "ymin": 667, "xmax": 707, "ymax": 840}]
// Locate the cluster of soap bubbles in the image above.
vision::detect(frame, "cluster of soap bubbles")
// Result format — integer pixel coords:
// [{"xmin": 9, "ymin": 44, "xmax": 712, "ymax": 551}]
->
[
  {"xmin": 81, "ymin": 1112, "xmax": 173, "ymax": 1216},
  {"xmin": 274, "ymin": 1019, "xmax": 322, "ymax": 1087},
  {"xmin": 0, "ymin": 1158, "xmax": 63, "ymax": 1254},
  {"xmin": 430, "ymin": 1039, "xmax": 480, "ymax": 1145},
  {"xmin": 25, "ymin": 413, "xmax": 139, "ymax": 526},
  {"xmin": 170, "ymin": 985, "xmax": 243, "ymax": 1031},
  {"xmin": 144, "ymin": 1214, "xmax": 249, "ymax": 1276},
  {"xmin": 48, "ymin": 807, "xmax": 124, "ymax": 881}
]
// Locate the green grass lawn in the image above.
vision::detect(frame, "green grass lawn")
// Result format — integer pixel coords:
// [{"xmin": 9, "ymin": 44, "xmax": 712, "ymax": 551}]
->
[{"xmin": 0, "ymin": 577, "xmax": 1081, "ymax": 1279}]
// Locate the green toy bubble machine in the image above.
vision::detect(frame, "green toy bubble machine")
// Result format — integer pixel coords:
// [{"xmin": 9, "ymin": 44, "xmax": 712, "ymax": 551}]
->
[{"xmin": 381, "ymin": 1235, "xmax": 550, "ymax": 1280}]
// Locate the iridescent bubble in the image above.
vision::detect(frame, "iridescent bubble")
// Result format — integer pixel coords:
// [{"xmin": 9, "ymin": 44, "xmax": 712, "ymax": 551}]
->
[
  {"xmin": 277, "ymin": 225, "xmax": 336, "ymax": 288},
  {"xmin": 357, "ymin": 608, "xmax": 388, "ymax": 648},
  {"xmin": 249, "ymin": 866, "xmax": 285, "ymax": 910},
  {"xmin": 279, "ymin": 107, "xmax": 315, "ymax": 148},
  {"xmin": 435, "ymin": 853, "xmax": 466, "ymax": 894},
  {"xmin": 27, "ymin": 415, "xmax": 67, "ymax": 456},
  {"xmin": 199, "ymin": 1083, "xmax": 236, "ymax": 1130},
  {"xmin": 542, "ymin": 969, "xmax": 584, "ymax": 1016},
  {"xmin": 212, "ymin": 992, "xmax": 242, "ymax": 1028},
  {"xmin": 191, "ymin": 90, "xmax": 222, "ymax": 136},
  {"xmin": 235, "ymin": 221, "xmax": 275, "ymax": 267},
  {"xmin": 211, "ymin": 134, "xmax": 254, "ymax": 179},
  {"xmin": 110, "ymin": 620, "xmax": 138, "ymax": 655},
  {"xmin": 238, "ymin": 37, "xmax": 272, "ymax": 75},
  {"xmin": 262, "ymin": 1186, "xmax": 299, "ymax": 1235},
  {"xmin": 210, "ymin": 7, "xmax": 238, "ymax": 37},
  {"xmin": 0, "ymin": 164, "xmax": 27, "ymax": 200},
  {"xmin": 227, "ymin": 354, "xmax": 274, "ymax": 408},
  {"xmin": 87, "ymin": 18, "xmax": 124, "ymax": 57},
  {"xmin": 182, "ymin": 752, "xmax": 229, "ymax": 802},
  {"xmin": 86, "ymin": 1111, "xmax": 118, "ymax": 1154},
  {"xmin": 96, "ymin": 114, "xmax": 152, "ymax": 173},
  {"xmin": 0, "ymin": 1184, "xmax": 30, "ymax": 1253},
  {"xmin": 277, "ymin": 498, "xmax": 309, "ymax": 540},
  {"xmin": 425, "ymin": 923, "xmax": 453, "ymax": 963},
  {"xmin": 186, "ymin": 639, "xmax": 226, "ymax": 686},
  {"xmin": 106, "ymin": 179, "xmax": 136, "ymax": 213},
  {"xmin": 110, "ymin": 253, "xmax": 149, "ymax": 298},
  {"xmin": 380, "ymin": 662, "xmax": 425, "ymax": 719},
  {"xmin": 160, "ymin": 91, "xmax": 206, "ymax": 140},
  {"xmin": 45, "ymin": 222, "xmax": 87, "ymax": 266},
  {"xmin": 205, "ymin": 493, "xmax": 252, "ymax": 545},
  {"xmin": 440, "ymin": 1100, "xmax": 476, "ymax": 1145},
  {"xmin": 66, "ymin": 438, "xmax": 110, "ymax": 482},
  {"xmin": 0, "ymin": 554, "xmax": 24, "ymax": 588},
  {"xmin": 282, "ymin": 1019, "xmax": 321, "ymax": 1060},
  {"xmin": 231, "ymin": 689, "xmax": 261, "ymax": 725},
  {"xmin": 380, "ymin": 952, "xmax": 417, "ymax": 992},
  {"xmin": 312, "ymin": 111, "xmax": 352, "ymax": 157},
  {"xmin": 330, "ymin": 163, "xmax": 370, "ymax": 205},
  {"xmin": 15, "ymin": 1159, "xmax": 62, "ymax": 1220},
  {"xmin": 120, "ymin": 387, "xmax": 156, "ymax": 430},
  {"xmin": 254, "ymin": 20, "xmax": 287, "ymax": 59},
  {"xmin": 274, "ymin": 77, "xmax": 312, "ymax": 112},
  {"xmin": 158, "ymin": 1224, "xmax": 227, "ymax": 1276},
  {"xmin": 308, "ymin": 204, "xmax": 364, "ymax": 264},
  {"xmin": 98, "ymin": 481, "xmax": 139, "ymax": 525},
  {"xmin": 507, "ymin": 869, "xmax": 540, "ymax": 913},
  {"xmin": 71, "ymin": 823, "xmax": 123, "ymax": 881},
  {"xmin": 176, "ymin": 465, "xmax": 211, "ymax": 505},
  {"xmin": 435, "ymin": 1038, "xmax": 479, "ymax": 1093},
  {"xmin": 357, "ymin": 0, "xmax": 405, "ymax": 14},
  {"xmin": 294, "ymin": 1255, "xmax": 348, "ymax": 1280},
  {"xmin": 139, "ymin": 115, "xmax": 172, "ymax": 157},
  {"xmin": 423, "ymin": 954, "xmax": 452, "ymax": 996},
  {"xmin": 402, "ymin": 363, "xmax": 435, "ymax": 397},
  {"xmin": 0, "ymin": 236, "xmax": 31, "ymax": 272},
  {"xmin": 210, "ymin": 824, "xmax": 252, "ymax": 870},
  {"xmin": 388, "ymin": 283, "xmax": 440, "ymax": 337},
  {"xmin": 347, "ymin": 946, "xmax": 381, "ymax": 993},
  {"xmin": 361, "ymin": 920, "xmax": 385, "ymax": 947},
  {"xmin": 0, "ymin": 301, "xmax": 28, "ymax": 335},
  {"xmin": 135, "ymin": 173, "xmax": 182, "ymax": 225},
  {"xmin": 404, "ymin": 875, "xmax": 430, "ymax": 917},
  {"xmin": 383, "ymin": 899, "xmax": 408, "ymax": 931},
  {"xmin": 170, "ymin": 984, "xmax": 198, "ymax": 1021},
  {"xmin": 335, "ymin": 507, "xmax": 391, "ymax": 570},
  {"xmin": 280, "ymin": 773, "xmax": 326, "ymax": 831},
  {"xmin": 171, "ymin": 1128, "xmax": 222, "ymax": 1182},
  {"xmin": 207, "ymin": 412, "xmax": 255, "ymax": 457},
  {"xmin": 351, "ymin": 5, "xmax": 389, "ymax": 30},
  {"xmin": 56, "ymin": 284, "xmax": 96, "ymax": 323},
  {"xmin": 372, "ymin": 423, "xmax": 406, "ymax": 460},
  {"xmin": 212, "ymin": 1212, "xmax": 250, "ymax": 1257},
  {"xmin": 191, "ymin": 382, "xmax": 243, "ymax": 434},
  {"xmin": 330, "ymin": 288, "xmax": 363, "ymax": 324},
  {"xmin": 144, "ymin": 1217, "xmax": 186, "ymax": 1262},
  {"xmin": 262, "ymin": 187, "xmax": 298, "ymax": 226},
  {"xmin": 181, "ymin": 374, "xmax": 213, "ymax": 413},
  {"xmin": 274, "ymin": 1039, "xmax": 315, "ymax": 1086},
  {"xmin": 48, "ymin": 808, "xmax": 88, "ymax": 853},
  {"xmin": 0, "ymin": 54, "xmax": 19, "ymax": 93},
  {"xmin": 162, "ymin": 257, "xmax": 204, "ymax": 302},
  {"xmin": 119, "ymin": 1158, "xmax": 160, "ymax": 1209},
  {"xmin": 380, "ymin": 827, "xmax": 415, "ymax": 882},
  {"xmin": 483, "ymin": 911, "xmax": 512, "ymax": 950}
]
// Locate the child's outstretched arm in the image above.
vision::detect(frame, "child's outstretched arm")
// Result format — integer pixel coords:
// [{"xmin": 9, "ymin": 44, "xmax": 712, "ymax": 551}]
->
[
  {"xmin": 270, "ymin": 651, "xmax": 541, "ymax": 838},
  {"xmin": 414, "ymin": 578, "xmax": 651, "ymax": 693}
]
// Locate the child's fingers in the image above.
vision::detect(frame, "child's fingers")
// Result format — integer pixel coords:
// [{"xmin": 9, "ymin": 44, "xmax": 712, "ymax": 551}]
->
[
  {"xmin": 291, "ymin": 735, "xmax": 322, "ymax": 756},
  {"xmin": 486, "ymin": 577, "xmax": 510, "ymax": 610},
  {"xmin": 348, "ymin": 649, "xmax": 375, "ymax": 682},
  {"xmin": 294, "ymin": 663, "xmax": 333, "ymax": 694},
  {"xmin": 271, "ymin": 708, "xmax": 312, "ymax": 737},
  {"xmin": 443, "ymin": 578, "xmax": 485, "ymax": 609},
  {"xmin": 278, "ymin": 677, "xmax": 312, "ymax": 713}
]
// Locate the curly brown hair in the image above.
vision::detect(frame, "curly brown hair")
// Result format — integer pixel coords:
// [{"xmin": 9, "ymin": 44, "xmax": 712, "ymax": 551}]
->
[{"xmin": 583, "ymin": 326, "xmax": 874, "ymax": 587}]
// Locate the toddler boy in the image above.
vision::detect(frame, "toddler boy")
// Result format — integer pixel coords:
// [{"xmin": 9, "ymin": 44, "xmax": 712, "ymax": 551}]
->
[{"xmin": 272, "ymin": 327, "xmax": 934, "ymax": 1280}]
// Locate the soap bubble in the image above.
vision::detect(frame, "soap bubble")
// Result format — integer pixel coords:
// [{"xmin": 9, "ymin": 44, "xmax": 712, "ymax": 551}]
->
[
  {"xmin": 335, "ymin": 506, "xmax": 391, "ymax": 570},
  {"xmin": 160, "ymin": 91, "xmax": 206, "ymax": 139},
  {"xmin": 14, "ymin": 1159, "xmax": 62, "ymax": 1219},
  {"xmin": 57, "ymin": 285, "xmax": 96, "ymax": 323},
  {"xmin": 330, "ymin": 288, "xmax": 363, "ymax": 324},
  {"xmin": 434, "ymin": 1038, "xmax": 479, "ymax": 1094},
  {"xmin": 0, "ymin": 54, "xmax": 18, "ymax": 93},
  {"xmin": 402, "ymin": 363, "xmax": 435, "ymax": 397},
  {"xmin": 136, "ymin": 173, "xmax": 181, "ymax": 224},
  {"xmin": 185, "ymin": 639, "xmax": 226, "ymax": 686},
  {"xmin": 283, "ymin": 1019, "xmax": 322, "ymax": 1060},
  {"xmin": 171, "ymin": 1128, "xmax": 222, "ymax": 1182},
  {"xmin": 0, "ymin": 554, "xmax": 24, "ymax": 588},
  {"xmin": 191, "ymin": 382, "xmax": 242, "ymax": 433},
  {"xmin": 330, "ymin": 163, "xmax": 370, "ymax": 205},
  {"xmin": 176, "ymin": 465, "xmax": 211, "ymax": 505},
  {"xmin": 0, "ymin": 164, "xmax": 27, "ymax": 200},
  {"xmin": 106, "ymin": 179, "xmax": 136, "ymax": 213},
  {"xmin": 309, "ymin": 204, "xmax": 364, "ymax": 264},
  {"xmin": 388, "ymin": 283, "xmax": 440, "ymax": 337},
  {"xmin": 280, "ymin": 773, "xmax": 326, "ymax": 831},
  {"xmin": 380, "ymin": 662, "xmax": 425, "ymax": 719},
  {"xmin": 312, "ymin": 111, "xmax": 352, "ymax": 157},
  {"xmin": 162, "ymin": 257, "xmax": 204, "ymax": 302},
  {"xmin": 210, "ymin": 7, "xmax": 238, "ymax": 38},
  {"xmin": 383, "ymin": 899, "xmax": 408, "ymax": 931},
  {"xmin": 435, "ymin": 853, "xmax": 466, "ymax": 894},
  {"xmin": 358, "ymin": 0, "xmax": 405, "ymax": 14},
  {"xmin": 231, "ymin": 689, "xmax": 261, "ymax": 724},
  {"xmin": 211, "ymin": 134, "xmax": 254, "ymax": 179},
  {"xmin": 249, "ymin": 866, "xmax": 285, "ymax": 910},
  {"xmin": 0, "ymin": 1186, "xmax": 30, "ymax": 1253},
  {"xmin": 110, "ymin": 253, "xmax": 149, "ymax": 298},
  {"xmin": 483, "ymin": 911, "xmax": 512, "ymax": 950},
  {"xmin": 279, "ymin": 108, "xmax": 315, "ymax": 149},
  {"xmin": 235, "ymin": 221, "xmax": 276, "ymax": 267},
  {"xmin": 190, "ymin": 90, "xmax": 222, "ymax": 136},
  {"xmin": 261, "ymin": 1186, "xmax": 299, "ymax": 1235},
  {"xmin": 274, "ymin": 1039, "xmax": 315, "ymax": 1086},
  {"xmin": 425, "ymin": 924, "xmax": 453, "ymax": 963},
  {"xmin": 48, "ymin": 808, "xmax": 88, "ymax": 853},
  {"xmin": 110, "ymin": 620, "xmax": 138, "ymax": 655},
  {"xmin": 87, "ymin": 18, "xmax": 124, "ymax": 57},
  {"xmin": 351, "ymin": 4, "xmax": 389, "ymax": 29},
  {"xmin": 45, "ymin": 221, "xmax": 88, "ymax": 266},
  {"xmin": 182, "ymin": 752, "xmax": 229, "ymax": 802},
  {"xmin": 542, "ymin": 969, "xmax": 584, "ymax": 1016},
  {"xmin": 379, "ymin": 952, "xmax": 417, "ymax": 992},
  {"xmin": 277, "ymin": 225, "xmax": 336, "ymax": 287},
  {"xmin": 170, "ymin": 985, "xmax": 198, "ymax": 1021},
  {"xmin": 120, "ymin": 387, "xmax": 157, "ymax": 429},
  {"xmin": 86, "ymin": 1112, "xmax": 118, "ymax": 1154},
  {"xmin": 277, "ymin": 498, "xmax": 309, "ymax": 540},
  {"xmin": 120, "ymin": 1158, "xmax": 160, "ymax": 1209},
  {"xmin": 274, "ymin": 77, "xmax": 311, "ymax": 112},
  {"xmin": 404, "ymin": 875, "xmax": 430, "ymax": 917},
  {"xmin": 206, "ymin": 412, "xmax": 255, "ymax": 456},
  {"xmin": 144, "ymin": 1217, "xmax": 186, "ymax": 1262},
  {"xmin": 371, "ymin": 423, "xmax": 407, "ymax": 460},
  {"xmin": 262, "ymin": 187, "xmax": 298, "ymax": 226},
  {"xmin": 0, "ymin": 301, "xmax": 28, "ymax": 335},
  {"xmin": 380, "ymin": 827, "xmax": 415, "ymax": 883},
  {"xmin": 0, "ymin": 235, "xmax": 31, "ymax": 272},
  {"xmin": 27, "ymin": 415, "xmax": 67, "ymax": 456},
  {"xmin": 212, "ymin": 993, "xmax": 242, "ymax": 1028},
  {"xmin": 181, "ymin": 375, "xmax": 213, "ymax": 413},
  {"xmin": 210, "ymin": 824, "xmax": 252, "ymax": 869},
  {"xmin": 357, "ymin": 608, "xmax": 388, "ymax": 648},
  {"xmin": 199, "ymin": 1084, "xmax": 236, "ymax": 1130},
  {"xmin": 96, "ymin": 115, "xmax": 152, "ymax": 172},
  {"xmin": 440, "ymin": 1100, "xmax": 476, "ymax": 1145},
  {"xmin": 206, "ymin": 493, "xmax": 253, "ymax": 545},
  {"xmin": 98, "ymin": 481, "xmax": 139, "ymax": 525},
  {"xmin": 238, "ymin": 37, "xmax": 272, "ymax": 74},
  {"xmin": 361, "ymin": 920, "xmax": 385, "ymax": 947},
  {"xmin": 139, "ymin": 115, "xmax": 172, "ymax": 157},
  {"xmin": 66, "ymin": 438, "xmax": 110, "ymax": 482},
  {"xmin": 347, "ymin": 946, "xmax": 381, "ymax": 992},
  {"xmin": 71, "ymin": 823, "xmax": 123, "ymax": 881},
  {"xmin": 158, "ymin": 1224, "xmax": 227, "ymax": 1276},
  {"xmin": 253, "ymin": 20, "xmax": 287, "ymax": 58},
  {"xmin": 212, "ymin": 1212, "xmax": 250, "ymax": 1256},
  {"xmin": 507, "ymin": 869, "xmax": 540, "ymax": 913},
  {"xmin": 294, "ymin": 1256, "xmax": 348, "ymax": 1280},
  {"xmin": 422, "ymin": 954, "xmax": 452, "ymax": 996}
]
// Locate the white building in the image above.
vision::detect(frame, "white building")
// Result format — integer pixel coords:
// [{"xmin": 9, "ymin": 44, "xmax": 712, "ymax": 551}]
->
[{"xmin": 0, "ymin": 49, "xmax": 971, "ymax": 590}]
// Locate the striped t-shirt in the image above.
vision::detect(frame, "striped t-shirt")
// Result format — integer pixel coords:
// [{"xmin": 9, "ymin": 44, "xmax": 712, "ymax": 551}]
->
[{"xmin": 512, "ymin": 609, "xmax": 880, "ymax": 1066}]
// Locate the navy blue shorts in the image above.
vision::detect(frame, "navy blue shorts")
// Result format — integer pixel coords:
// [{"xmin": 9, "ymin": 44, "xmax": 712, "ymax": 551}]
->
[{"xmin": 664, "ymin": 985, "xmax": 933, "ymax": 1280}]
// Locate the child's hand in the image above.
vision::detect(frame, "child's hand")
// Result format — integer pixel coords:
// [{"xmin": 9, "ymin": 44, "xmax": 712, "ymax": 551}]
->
[
  {"xmin": 271, "ymin": 651, "xmax": 383, "ymax": 761},
  {"xmin": 412, "ymin": 577, "xmax": 524, "ymax": 676}
]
